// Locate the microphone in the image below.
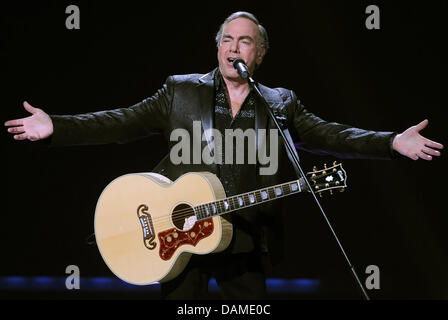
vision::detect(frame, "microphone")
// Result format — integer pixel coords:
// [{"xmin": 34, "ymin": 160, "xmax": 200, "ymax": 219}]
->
[{"xmin": 232, "ymin": 58, "xmax": 249, "ymax": 79}]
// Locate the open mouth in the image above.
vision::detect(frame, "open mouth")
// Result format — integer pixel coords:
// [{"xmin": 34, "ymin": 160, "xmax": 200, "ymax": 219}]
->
[{"xmin": 227, "ymin": 57, "xmax": 238, "ymax": 64}]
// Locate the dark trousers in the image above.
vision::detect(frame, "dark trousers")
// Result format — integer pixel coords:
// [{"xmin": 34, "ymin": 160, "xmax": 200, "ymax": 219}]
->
[{"xmin": 161, "ymin": 251, "xmax": 268, "ymax": 300}]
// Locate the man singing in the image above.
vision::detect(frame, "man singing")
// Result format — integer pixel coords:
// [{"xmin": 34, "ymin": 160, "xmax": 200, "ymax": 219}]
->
[{"xmin": 4, "ymin": 12, "xmax": 443, "ymax": 299}]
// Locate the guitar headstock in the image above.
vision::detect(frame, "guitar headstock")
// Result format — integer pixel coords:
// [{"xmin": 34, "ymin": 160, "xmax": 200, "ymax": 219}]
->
[{"xmin": 306, "ymin": 162, "xmax": 347, "ymax": 196}]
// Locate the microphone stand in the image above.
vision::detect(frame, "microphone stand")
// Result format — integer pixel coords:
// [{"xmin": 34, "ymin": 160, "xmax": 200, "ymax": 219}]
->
[{"xmin": 247, "ymin": 76, "xmax": 370, "ymax": 301}]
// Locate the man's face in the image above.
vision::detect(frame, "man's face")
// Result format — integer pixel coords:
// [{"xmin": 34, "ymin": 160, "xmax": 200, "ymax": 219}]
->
[{"xmin": 217, "ymin": 17, "xmax": 265, "ymax": 82}]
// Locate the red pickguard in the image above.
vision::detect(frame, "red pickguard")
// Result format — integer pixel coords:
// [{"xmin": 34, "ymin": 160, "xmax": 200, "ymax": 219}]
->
[{"xmin": 158, "ymin": 218, "xmax": 214, "ymax": 260}]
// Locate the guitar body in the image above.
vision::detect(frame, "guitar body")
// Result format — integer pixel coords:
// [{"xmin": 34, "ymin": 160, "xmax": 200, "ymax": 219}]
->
[
  {"xmin": 94, "ymin": 163, "xmax": 346, "ymax": 285},
  {"xmin": 94, "ymin": 171, "xmax": 232, "ymax": 285}
]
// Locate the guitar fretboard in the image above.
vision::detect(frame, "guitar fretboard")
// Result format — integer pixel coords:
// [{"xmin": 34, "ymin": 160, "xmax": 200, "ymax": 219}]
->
[{"xmin": 194, "ymin": 178, "xmax": 306, "ymax": 220}]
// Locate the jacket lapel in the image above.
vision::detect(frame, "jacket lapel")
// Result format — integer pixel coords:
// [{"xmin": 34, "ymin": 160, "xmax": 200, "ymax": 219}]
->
[
  {"xmin": 196, "ymin": 69, "xmax": 216, "ymax": 157},
  {"xmin": 255, "ymin": 83, "xmax": 284, "ymax": 152},
  {"xmin": 194, "ymin": 71, "xmax": 285, "ymax": 160}
]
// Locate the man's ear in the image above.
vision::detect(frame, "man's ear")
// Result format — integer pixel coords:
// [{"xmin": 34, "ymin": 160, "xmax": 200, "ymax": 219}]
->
[{"xmin": 256, "ymin": 46, "xmax": 266, "ymax": 65}]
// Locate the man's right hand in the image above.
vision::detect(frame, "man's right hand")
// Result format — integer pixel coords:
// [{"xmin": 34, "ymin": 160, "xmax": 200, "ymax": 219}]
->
[{"xmin": 5, "ymin": 101, "xmax": 54, "ymax": 141}]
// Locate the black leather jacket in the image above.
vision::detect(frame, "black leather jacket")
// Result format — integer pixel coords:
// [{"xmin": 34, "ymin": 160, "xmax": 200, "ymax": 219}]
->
[{"xmin": 50, "ymin": 68, "xmax": 397, "ymax": 259}]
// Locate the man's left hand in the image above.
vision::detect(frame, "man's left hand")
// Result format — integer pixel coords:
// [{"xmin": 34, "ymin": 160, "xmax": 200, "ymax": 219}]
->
[{"xmin": 392, "ymin": 119, "xmax": 443, "ymax": 160}]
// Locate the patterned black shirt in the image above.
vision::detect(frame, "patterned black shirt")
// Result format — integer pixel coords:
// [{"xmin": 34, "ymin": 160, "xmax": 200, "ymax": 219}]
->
[{"xmin": 213, "ymin": 71, "xmax": 265, "ymax": 253}]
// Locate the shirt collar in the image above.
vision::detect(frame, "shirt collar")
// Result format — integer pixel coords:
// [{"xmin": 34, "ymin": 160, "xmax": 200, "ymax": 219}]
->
[{"xmin": 214, "ymin": 69, "xmax": 255, "ymax": 95}]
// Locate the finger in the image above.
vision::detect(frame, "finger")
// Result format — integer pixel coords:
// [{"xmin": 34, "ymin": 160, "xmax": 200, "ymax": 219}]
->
[
  {"xmin": 7, "ymin": 126, "xmax": 25, "ymax": 134},
  {"xmin": 424, "ymin": 139, "xmax": 444, "ymax": 150},
  {"xmin": 13, "ymin": 133, "xmax": 28, "ymax": 140},
  {"xmin": 422, "ymin": 147, "xmax": 441, "ymax": 157},
  {"xmin": 4, "ymin": 119, "xmax": 25, "ymax": 127},
  {"xmin": 410, "ymin": 153, "xmax": 419, "ymax": 161},
  {"xmin": 23, "ymin": 101, "xmax": 38, "ymax": 114},
  {"xmin": 418, "ymin": 152, "xmax": 432, "ymax": 161},
  {"xmin": 415, "ymin": 119, "xmax": 428, "ymax": 132}
]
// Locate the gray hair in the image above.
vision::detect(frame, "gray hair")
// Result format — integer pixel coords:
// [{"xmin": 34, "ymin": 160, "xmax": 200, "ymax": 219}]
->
[{"xmin": 215, "ymin": 11, "xmax": 269, "ymax": 55}]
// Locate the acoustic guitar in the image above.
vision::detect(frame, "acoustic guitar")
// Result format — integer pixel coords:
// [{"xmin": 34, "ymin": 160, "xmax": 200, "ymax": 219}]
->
[{"xmin": 94, "ymin": 162, "xmax": 347, "ymax": 285}]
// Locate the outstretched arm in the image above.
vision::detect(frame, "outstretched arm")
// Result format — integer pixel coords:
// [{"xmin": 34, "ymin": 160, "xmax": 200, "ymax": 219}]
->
[
  {"xmin": 392, "ymin": 119, "xmax": 443, "ymax": 160},
  {"xmin": 5, "ymin": 101, "xmax": 53, "ymax": 141},
  {"xmin": 5, "ymin": 77, "xmax": 174, "ymax": 146},
  {"xmin": 287, "ymin": 90, "xmax": 443, "ymax": 161}
]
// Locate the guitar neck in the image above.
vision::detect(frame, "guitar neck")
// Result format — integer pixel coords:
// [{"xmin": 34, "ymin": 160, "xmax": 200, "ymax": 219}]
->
[{"xmin": 194, "ymin": 177, "xmax": 308, "ymax": 220}]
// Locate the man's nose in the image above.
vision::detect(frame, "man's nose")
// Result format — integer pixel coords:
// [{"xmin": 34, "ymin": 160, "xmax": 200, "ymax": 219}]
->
[{"xmin": 229, "ymin": 41, "xmax": 239, "ymax": 53}]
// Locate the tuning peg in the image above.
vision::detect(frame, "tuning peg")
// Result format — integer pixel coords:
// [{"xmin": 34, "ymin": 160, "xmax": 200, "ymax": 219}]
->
[
  {"xmin": 339, "ymin": 188, "xmax": 345, "ymax": 192},
  {"xmin": 324, "ymin": 163, "xmax": 327, "ymax": 169},
  {"xmin": 313, "ymin": 166, "xmax": 317, "ymax": 172},
  {"xmin": 319, "ymin": 192, "xmax": 323, "ymax": 198},
  {"xmin": 329, "ymin": 189, "xmax": 333, "ymax": 195},
  {"xmin": 332, "ymin": 161, "xmax": 338, "ymax": 172}
]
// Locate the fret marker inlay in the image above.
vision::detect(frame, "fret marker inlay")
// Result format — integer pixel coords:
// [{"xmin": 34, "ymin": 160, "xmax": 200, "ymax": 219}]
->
[
  {"xmin": 275, "ymin": 187, "xmax": 282, "ymax": 196},
  {"xmin": 249, "ymin": 194, "xmax": 255, "ymax": 204}
]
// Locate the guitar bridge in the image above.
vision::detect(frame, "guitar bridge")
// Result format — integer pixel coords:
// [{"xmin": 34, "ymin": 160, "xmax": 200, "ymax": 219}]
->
[{"xmin": 137, "ymin": 204, "xmax": 156, "ymax": 250}]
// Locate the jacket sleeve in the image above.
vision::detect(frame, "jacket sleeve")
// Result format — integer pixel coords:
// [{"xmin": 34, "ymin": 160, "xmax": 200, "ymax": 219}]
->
[
  {"xmin": 286, "ymin": 90, "xmax": 398, "ymax": 159},
  {"xmin": 49, "ymin": 76, "xmax": 175, "ymax": 146}
]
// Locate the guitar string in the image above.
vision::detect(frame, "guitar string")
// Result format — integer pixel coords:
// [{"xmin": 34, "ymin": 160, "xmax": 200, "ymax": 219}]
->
[
  {"xmin": 148, "ymin": 184, "xmax": 299, "ymax": 230},
  {"xmin": 147, "ymin": 178, "xmax": 307, "ymax": 225},
  {"xmin": 146, "ymin": 183, "xmax": 296, "ymax": 224},
  {"xmin": 147, "ymin": 182, "xmax": 313, "ymax": 228},
  {"xmin": 146, "ymin": 170, "xmax": 340, "ymax": 225},
  {"xmin": 146, "ymin": 180, "xmax": 343, "ymax": 228},
  {"xmin": 124, "ymin": 171, "xmax": 342, "ymax": 235},
  {"xmin": 145, "ymin": 183, "xmax": 300, "ymax": 227},
  {"xmin": 136, "ymin": 168, "xmax": 337, "ymax": 225},
  {"xmin": 148, "ymin": 192, "xmax": 277, "ymax": 228}
]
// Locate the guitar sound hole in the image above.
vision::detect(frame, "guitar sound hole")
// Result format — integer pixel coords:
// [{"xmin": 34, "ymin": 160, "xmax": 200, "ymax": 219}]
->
[{"xmin": 172, "ymin": 203, "xmax": 196, "ymax": 231}]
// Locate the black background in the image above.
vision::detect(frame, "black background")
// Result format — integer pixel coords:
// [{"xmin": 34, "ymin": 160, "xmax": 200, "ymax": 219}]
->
[{"xmin": 1, "ymin": 0, "xmax": 447, "ymax": 299}]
